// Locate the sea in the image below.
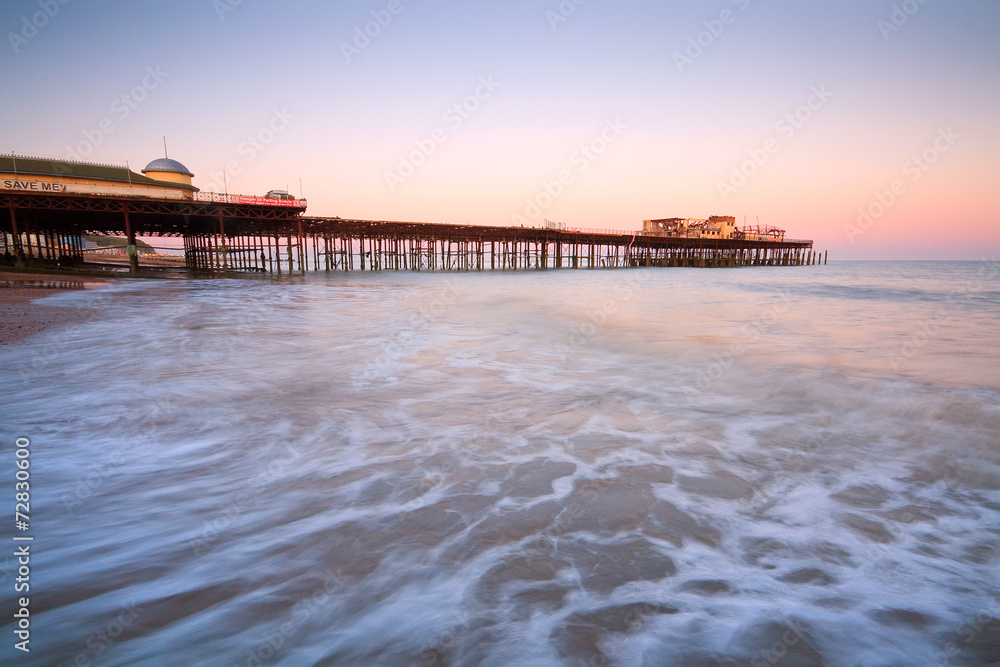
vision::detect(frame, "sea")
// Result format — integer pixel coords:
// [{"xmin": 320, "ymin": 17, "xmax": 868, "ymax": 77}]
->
[{"xmin": 1, "ymin": 260, "xmax": 998, "ymax": 666}]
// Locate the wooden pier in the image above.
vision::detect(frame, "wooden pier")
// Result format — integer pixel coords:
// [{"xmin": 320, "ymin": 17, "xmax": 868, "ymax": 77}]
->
[
  {"xmin": 2, "ymin": 190, "xmax": 821, "ymax": 275},
  {"xmin": 179, "ymin": 217, "xmax": 820, "ymax": 273}
]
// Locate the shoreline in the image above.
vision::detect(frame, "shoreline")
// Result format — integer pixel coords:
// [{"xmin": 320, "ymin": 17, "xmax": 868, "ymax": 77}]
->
[{"xmin": 0, "ymin": 269, "xmax": 116, "ymax": 346}]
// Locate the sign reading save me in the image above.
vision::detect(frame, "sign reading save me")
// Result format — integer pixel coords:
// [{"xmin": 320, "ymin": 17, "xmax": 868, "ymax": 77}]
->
[{"xmin": 2, "ymin": 179, "xmax": 67, "ymax": 192}]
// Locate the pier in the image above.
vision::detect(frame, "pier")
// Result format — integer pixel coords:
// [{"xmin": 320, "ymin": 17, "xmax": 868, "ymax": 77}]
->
[
  {"xmin": 2, "ymin": 191, "xmax": 820, "ymax": 276},
  {"xmin": 1, "ymin": 154, "xmax": 823, "ymax": 276}
]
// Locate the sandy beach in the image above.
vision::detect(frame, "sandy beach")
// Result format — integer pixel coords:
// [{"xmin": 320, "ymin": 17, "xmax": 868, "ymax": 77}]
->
[{"xmin": 0, "ymin": 270, "xmax": 113, "ymax": 346}]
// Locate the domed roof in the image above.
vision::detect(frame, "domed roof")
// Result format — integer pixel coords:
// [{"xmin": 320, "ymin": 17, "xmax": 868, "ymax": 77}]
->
[{"xmin": 142, "ymin": 158, "xmax": 193, "ymax": 177}]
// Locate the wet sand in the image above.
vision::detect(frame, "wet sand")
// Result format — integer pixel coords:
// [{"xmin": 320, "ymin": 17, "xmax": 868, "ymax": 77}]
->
[{"xmin": 0, "ymin": 270, "xmax": 113, "ymax": 345}]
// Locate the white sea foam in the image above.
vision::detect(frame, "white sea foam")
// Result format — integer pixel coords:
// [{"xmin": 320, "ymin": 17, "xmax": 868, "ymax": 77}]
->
[{"xmin": 1, "ymin": 262, "xmax": 998, "ymax": 665}]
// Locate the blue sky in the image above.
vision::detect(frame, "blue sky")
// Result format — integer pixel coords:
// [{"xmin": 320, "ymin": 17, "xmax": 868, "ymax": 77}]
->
[{"xmin": 2, "ymin": 0, "xmax": 998, "ymax": 258}]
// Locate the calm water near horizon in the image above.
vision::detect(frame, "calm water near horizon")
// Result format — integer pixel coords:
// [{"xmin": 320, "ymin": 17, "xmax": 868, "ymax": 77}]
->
[{"xmin": 1, "ymin": 260, "xmax": 998, "ymax": 665}]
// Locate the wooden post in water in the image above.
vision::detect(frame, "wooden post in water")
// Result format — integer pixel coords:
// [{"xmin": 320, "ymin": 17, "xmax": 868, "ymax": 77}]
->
[
  {"xmin": 22, "ymin": 217, "xmax": 33, "ymax": 261},
  {"xmin": 297, "ymin": 220, "xmax": 305, "ymax": 275},
  {"xmin": 124, "ymin": 209, "xmax": 138, "ymax": 276},
  {"xmin": 8, "ymin": 206, "xmax": 24, "ymax": 266},
  {"xmin": 218, "ymin": 213, "xmax": 228, "ymax": 273}
]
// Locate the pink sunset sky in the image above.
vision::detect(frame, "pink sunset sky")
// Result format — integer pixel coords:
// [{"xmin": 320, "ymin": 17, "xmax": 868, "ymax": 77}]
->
[{"xmin": 2, "ymin": 0, "xmax": 997, "ymax": 259}]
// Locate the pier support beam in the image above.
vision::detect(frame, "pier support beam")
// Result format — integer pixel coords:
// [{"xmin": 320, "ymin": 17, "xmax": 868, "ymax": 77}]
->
[
  {"xmin": 298, "ymin": 219, "xmax": 306, "ymax": 276},
  {"xmin": 124, "ymin": 210, "xmax": 138, "ymax": 276},
  {"xmin": 219, "ymin": 213, "xmax": 228, "ymax": 273},
  {"xmin": 8, "ymin": 205, "xmax": 24, "ymax": 267}
]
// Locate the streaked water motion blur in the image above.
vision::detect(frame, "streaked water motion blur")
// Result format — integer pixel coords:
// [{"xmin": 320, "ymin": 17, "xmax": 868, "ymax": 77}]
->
[{"xmin": 1, "ymin": 261, "xmax": 998, "ymax": 665}]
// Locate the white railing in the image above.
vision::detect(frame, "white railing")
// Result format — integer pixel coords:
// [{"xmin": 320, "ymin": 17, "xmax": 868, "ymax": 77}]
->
[
  {"xmin": 194, "ymin": 192, "xmax": 307, "ymax": 208},
  {"xmin": 566, "ymin": 227, "xmax": 634, "ymax": 235}
]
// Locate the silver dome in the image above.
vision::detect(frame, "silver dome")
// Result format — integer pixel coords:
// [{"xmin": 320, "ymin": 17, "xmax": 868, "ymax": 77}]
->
[{"xmin": 142, "ymin": 158, "xmax": 193, "ymax": 176}]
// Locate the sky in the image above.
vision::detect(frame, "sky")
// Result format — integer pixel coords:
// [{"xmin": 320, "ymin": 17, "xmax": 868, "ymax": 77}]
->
[{"xmin": 1, "ymin": 0, "xmax": 998, "ymax": 259}]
